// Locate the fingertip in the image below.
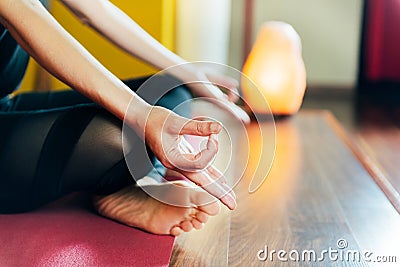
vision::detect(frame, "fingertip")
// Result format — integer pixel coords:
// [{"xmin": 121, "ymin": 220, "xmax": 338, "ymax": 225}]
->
[
  {"xmin": 240, "ymin": 111, "xmax": 251, "ymax": 124},
  {"xmin": 223, "ymin": 101, "xmax": 250, "ymax": 124},
  {"xmin": 224, "ymin": 193, "xmax": 237, "ymax": 210},
  {"xmin": 208, "ymin": 134, "xmax": 219, "ymax": 149},
  {"xmin": 210, "ymin": 122, "xmax": 222, "ymax": 133},
  {"xmin": 210, "ymin": 133, "xmax": 219, "ymax": 142},
  {"xmin": 228, "ymin": 89, "xmax": 240, "ymax": 103}
]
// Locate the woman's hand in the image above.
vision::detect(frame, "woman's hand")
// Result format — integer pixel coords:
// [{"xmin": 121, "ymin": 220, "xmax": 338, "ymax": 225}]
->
[
  {"xmin": 57, "ymin": 0, "xmax": 250, "ymax": 122},
  {"xmin": 143, "ymin": 106, "xmax": 237, "ymax": 210},
  {"xmin": 187, "ymin": 72, "xmax": 250, "ymax": 124}
]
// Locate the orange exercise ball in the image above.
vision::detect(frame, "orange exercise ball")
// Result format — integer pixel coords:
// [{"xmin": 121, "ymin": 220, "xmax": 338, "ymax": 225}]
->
[{"xmin": 242, "ymin": 21, "xmax": 306, "ymax": 115}]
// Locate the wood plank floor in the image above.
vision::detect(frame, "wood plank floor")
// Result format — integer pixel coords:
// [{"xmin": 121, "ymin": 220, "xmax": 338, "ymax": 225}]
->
[
  {"xmin": 351, "ymin": 104, "xmax": 400, "ymax": 212},
  {"xmin": 170, "ymin": 110, "xmax": 400, "ymax": 266},
  {"xmin": 303, "ymin": 91, "xmax": 400, "ymax": 213}
]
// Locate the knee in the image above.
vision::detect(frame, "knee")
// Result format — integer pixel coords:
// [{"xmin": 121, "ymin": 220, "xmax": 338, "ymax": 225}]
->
[{"xmin": 156, "ymin": 85, "xmax": 192, "ymax": 118}]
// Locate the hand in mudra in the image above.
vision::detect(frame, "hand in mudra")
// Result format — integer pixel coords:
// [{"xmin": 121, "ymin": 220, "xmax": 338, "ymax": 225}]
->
[
  {"xmin": 144, "ymin": 106, "xmax": 237, "ymax": 210},
  {"xmin": 188, "ymin": 72, "xmax": 250, "ymax": 124}
]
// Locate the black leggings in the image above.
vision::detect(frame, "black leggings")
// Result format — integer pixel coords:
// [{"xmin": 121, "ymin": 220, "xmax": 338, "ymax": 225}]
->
[{"xmin": 0, "ymin": 76, "xmax": 192, "ymax": 213}]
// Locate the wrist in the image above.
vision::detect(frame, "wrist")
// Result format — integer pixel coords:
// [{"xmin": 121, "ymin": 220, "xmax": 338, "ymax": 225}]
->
[
  {"xmin": 165, "ymin": 63, "xmax": 206, "ymax": 84},
  {"xmin": 124, "ymin": 94, "xmax": 152, "ymax": 136}
]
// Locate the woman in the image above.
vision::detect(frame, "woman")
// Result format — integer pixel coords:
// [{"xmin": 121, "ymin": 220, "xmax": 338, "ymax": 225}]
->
[{"xmin": 0, "ymin": 0, "xmax": 249, "ymax": 236}]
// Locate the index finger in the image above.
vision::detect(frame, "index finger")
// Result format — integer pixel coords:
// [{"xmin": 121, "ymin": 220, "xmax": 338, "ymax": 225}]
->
[
  {"xmin": 210, "ymin": 98, "xmax": 250, "ymax": 124},
  {"xmin": 204, "ymin": 73, "xmax": 240, "ymax": 103},
  {"xmin": 177, "ymin": 134, "xmax": 218, "ymax": 171},
  {"xmin": 182, "ymin": 169, "xmax": 237, "ymax": 210}
]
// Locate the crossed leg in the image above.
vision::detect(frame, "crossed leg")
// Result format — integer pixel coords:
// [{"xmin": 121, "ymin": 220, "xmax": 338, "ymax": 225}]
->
[
  {"xmin": 94, "ymin": 181, "xmax": 220, "ymax": 236},
  {"xmin": 0, "ymin": 76, "xmax": 221, "ymax": 235}
]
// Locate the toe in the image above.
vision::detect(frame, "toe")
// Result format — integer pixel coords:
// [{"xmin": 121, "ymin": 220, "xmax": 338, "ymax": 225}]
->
[
  {"xmin": 170, "ymin": 226, "xmax": 183, "ymax": 236},
  {"xmin": 195, "ymin": 211, "xmax": 209, "ymax": 223},
  {"xmin": 191, "ymin": 219, "xmax": 204, "ymax": 230},
  {"xmin": 180, "ymin": 220, "xmax": 193, "ymax": 232},
  {"xmin": 198, "ymin": 201, "xmax": 220, "ymax": 216}
]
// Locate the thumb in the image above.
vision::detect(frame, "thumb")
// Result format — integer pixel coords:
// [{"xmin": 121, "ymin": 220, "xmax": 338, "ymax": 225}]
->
[{"xmin": 179, "ymin": 119, "xmax": 222, "ymax": 136}]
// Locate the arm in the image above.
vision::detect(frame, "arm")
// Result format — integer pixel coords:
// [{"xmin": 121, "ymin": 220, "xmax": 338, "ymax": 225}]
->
[
  {"xmin": 60, "ymin": 0, "xmax": 249, "ymax": 123},
  {"xmin": 0, "ymin": 0, "xmax": 236, "ymax": 209},
  {"xmin": 59, "ymin": 0, "xmax": 202, "ymax": 85},
  {"xmin": 0, "ymin": 0, "xmax": 145, "ymax": 124}
]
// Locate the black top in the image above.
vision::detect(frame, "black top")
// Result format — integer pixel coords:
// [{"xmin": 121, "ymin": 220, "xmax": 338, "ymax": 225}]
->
[{"xmin": 0, "ymin": 0, "xmax": 49, "ymax": 98}]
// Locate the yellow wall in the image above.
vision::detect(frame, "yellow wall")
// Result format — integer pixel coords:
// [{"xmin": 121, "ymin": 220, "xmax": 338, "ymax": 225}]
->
[{"xmin": 19, "ymin": 0, "xmax": 175, "ymax": 92}]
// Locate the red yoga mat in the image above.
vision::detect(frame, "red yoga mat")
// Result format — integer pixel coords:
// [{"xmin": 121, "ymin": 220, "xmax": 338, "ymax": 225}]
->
[{"xmin": 0, "ymin": 193, "xmax": 175, "ymax": 267}]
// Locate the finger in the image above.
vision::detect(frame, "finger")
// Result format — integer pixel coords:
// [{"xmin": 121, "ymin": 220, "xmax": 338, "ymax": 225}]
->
[
  {"xmin": 227, "ymin": 87, "xmax": 240, "ymax": 103},
  {"xmin": 203, "ymin": 181, "xmax": 236, "ymax": 210},
  {"xmin": 179, "ymin": 135, "xmax": 218, "ymax": 171},
  {"xmin": 207, "ymin": 165, "xmax": 227, "ymax": 184},
  {"xmin": 206, "ymin": 73, "xmax": 239, "ymax": 89},
  {"xmin": 179, "ymin": 119, "xmax": 222, "ymax": 136},
  {"xmin": 179, "ymin": 136, "xmax": 195, "ymax": 154},
  {"xmin": 206, "ymin": 166, "xmax": 236, "ymax": 199},
  {"xmin": 163, "ymin": 134, "xmax": 216, "ymax": 171},
  {"xmin": 206, "ymin": 98, "xmax": 250, "ymax": 124},
  {"xmin": 205, "ymin": 74, "xmax": 240, "ymax": 103},
  {"xmin": 184, "ymin": 170, "xmax": 237, "ymax": 210},
  {"xmin": 218, "ymin": 100, "xmax": 250, "ymax": 124}
]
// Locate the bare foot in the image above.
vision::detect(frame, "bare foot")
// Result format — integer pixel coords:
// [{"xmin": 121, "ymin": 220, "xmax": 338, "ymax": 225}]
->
[{"xmin": 93, "ymin": 181, "xmax": 220, "ymax": 236}]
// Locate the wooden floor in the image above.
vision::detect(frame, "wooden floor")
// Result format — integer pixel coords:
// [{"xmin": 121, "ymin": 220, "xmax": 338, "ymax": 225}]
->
[
  {"xmin": 351, "ymin": 100, "xmax": 400, "ymax": 212},
  {"xmin": 169, "ymin": 108, "xmax": 400, "ymax": 266},
  {"xmin": 303, "ymin": 91, "xmax": 400, "ymax": 212}
]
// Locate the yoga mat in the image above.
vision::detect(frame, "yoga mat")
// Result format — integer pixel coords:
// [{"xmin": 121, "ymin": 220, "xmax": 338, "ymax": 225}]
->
[{"xmin": 0, "ymin": 193, "xmax": 175, "ymax": 267}]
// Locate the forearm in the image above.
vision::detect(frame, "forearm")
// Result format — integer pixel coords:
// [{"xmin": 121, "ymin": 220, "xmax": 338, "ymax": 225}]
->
[
  {"xmin": 60, "ymin": 0, "xmax": 202, "ymax": 83},
  {"xmin": 0, "ymin": 0, "xmax": 150, "ymax": 129},
  {"xmin": 57, "ymin": 0, "xmax": 252, "ymax": 123}
]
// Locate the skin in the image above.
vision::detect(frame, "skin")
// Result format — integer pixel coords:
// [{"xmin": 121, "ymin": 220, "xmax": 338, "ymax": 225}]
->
[
  {"xmin": 94, "ymin": 180, "xmax": 222, "ymax": 236},
  {"xmin": 0, "ymin": 0, "xmax": 248, "ymax": 235}
]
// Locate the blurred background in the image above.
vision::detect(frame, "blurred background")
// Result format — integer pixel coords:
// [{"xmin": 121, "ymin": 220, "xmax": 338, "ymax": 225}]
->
[
  {"xmin": 19, "ymin": 0, "xmax": 362, "ymax": 91},
  {"xmin": 19, "ymin": 0, "xmax": 177, "ymax": 91},
  {"xmin": 18, "ymin": 0, "xmax": 399, "ymax": 128}
]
